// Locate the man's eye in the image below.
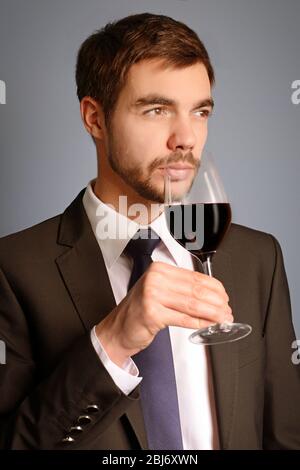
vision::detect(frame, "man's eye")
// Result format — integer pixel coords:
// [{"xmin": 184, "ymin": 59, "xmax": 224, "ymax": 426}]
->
[
  {"xmin": 144, "ymin": 107, "xmax": 167, "ymax": 116},
  {"xmin": 195, "ymin": 109, "xmax": 212, "ymax": 118}
]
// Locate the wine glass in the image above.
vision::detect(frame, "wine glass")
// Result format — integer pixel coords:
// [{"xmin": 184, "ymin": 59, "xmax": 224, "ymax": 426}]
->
[{"xmin": 164, "ymin": 151, "xmax": 252, "ymax": 345}]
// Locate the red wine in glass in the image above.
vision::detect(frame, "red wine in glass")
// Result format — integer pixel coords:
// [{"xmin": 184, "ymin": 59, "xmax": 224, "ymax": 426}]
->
[{"xmin": 166, "ymin": 202, "xmax": 231, "ymax": 262}]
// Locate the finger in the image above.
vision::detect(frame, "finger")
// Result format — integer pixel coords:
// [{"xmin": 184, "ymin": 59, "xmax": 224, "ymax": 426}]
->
[
  {"xmin": 163, "ymin": 277, "xmax": 229, "ymax": 304},
  {"xmin": 150, "ymin": 261, "xmax": 228, "ymax": 298},
  {"xmin": 158, "ymin": 304, "xmax": 219, "ymax": 331},
  {"xmin": 154, "ymin": 288, "xmax": 233, "ymax": 324},
  {"xmin": 145, "ymin": 265, "xmax": 229, "ymax": 303}
]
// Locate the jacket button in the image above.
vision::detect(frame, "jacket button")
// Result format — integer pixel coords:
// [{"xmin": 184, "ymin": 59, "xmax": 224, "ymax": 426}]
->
[
  {"xmin": 62, "ymin": 436, "xmax": 75, "ymax": 443},
  {"xmin": 77, "ymin": 415, "xmax": 92, "ymax": 425},
  {"xmin": 86, "ymin": 404, "xmax": 99, "ymax": 414},
  {"xmin": 69, "ymin": 425, "xmax": 84, "ymax": 435}
]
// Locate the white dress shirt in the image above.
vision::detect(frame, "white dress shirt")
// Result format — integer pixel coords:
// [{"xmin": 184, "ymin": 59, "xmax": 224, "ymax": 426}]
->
[{"xmin": 83, "ymin": 180, "xmax": 219, "ymax": 450}]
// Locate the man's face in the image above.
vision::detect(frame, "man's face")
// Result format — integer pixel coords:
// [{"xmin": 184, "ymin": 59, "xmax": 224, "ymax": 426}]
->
[{"xmin": 106, "ymin": 59, "xmax": 213, "ymax": 203}]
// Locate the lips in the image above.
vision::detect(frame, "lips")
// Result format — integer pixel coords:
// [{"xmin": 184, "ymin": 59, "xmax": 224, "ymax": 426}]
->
[{"xmin": 158, "ymin": 164, "xmax": 195, "ymax": 181}]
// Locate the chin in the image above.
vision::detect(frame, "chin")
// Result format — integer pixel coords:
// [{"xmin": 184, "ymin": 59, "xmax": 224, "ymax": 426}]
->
[{"xmin": 169, "ymin": 178, "xmax": 193, "ymax": 202}]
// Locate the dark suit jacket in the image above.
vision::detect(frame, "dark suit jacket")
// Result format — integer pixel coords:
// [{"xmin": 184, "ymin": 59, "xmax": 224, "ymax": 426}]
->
[{"xmin": 0, "ymin": 189, "xmax": 299, "ymax": 450}]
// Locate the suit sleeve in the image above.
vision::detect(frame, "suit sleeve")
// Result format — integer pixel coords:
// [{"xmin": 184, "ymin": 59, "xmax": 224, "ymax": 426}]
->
[
  {"xmin": 263, "ymin": 235, "xmax": 300, "ymax": 449},
  {"xmin": 0, "ymin": 267, "xmax": 140, "ymax": 449}
]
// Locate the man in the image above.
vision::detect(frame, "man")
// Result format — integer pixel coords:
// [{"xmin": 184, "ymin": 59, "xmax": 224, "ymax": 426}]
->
[{"xmin": 0, "ymin": 13, "xmax": 299, "ymax": 450}]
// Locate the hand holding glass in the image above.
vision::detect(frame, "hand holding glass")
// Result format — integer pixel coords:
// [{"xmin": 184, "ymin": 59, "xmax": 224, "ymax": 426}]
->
[{"xmin": 164, "ymin": 151, "xmax": 252, "ymax": 345}]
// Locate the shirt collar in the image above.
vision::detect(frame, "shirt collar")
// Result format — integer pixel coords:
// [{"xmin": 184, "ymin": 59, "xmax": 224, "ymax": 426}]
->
[{"xmin": 82, "ymin": 180, "xmax": 188, "ymax": 269}]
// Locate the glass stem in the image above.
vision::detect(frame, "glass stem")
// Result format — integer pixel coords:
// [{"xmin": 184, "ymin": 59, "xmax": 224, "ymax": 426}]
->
[
  {"xmin": 201, "ymin": 251, "xmax": 232, "ymax": 332},
  {"xmin": 202, "ymin": 253, "xmax": 214, "ymax": 277}
]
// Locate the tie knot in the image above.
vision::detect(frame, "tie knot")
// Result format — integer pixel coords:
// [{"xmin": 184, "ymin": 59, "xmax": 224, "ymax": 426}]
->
[{"xmin": 125, "ymin": 228, "xmax": 161, "ymax": 259}]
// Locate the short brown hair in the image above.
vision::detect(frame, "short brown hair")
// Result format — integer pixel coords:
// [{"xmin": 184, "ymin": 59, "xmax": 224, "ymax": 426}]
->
[{"xmin": 76, "ymin": 12, "xmax": 215, "ymax": 122}]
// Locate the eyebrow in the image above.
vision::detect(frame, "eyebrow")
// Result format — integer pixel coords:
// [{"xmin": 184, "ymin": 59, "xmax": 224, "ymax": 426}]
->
[{"xmin": 132, "ymin": 94, "xmax": 214, "ymax": 110}]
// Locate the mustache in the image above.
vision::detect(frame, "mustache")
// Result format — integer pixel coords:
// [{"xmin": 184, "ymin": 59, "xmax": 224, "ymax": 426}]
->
[{"xmin": 148, "ymin": 151, "xmax": 200, "ymax": 173}]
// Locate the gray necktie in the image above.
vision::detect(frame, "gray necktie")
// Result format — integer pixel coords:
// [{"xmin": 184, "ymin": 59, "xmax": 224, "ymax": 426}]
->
[{"xmin": 125, "ymin": 228, "xmax": 183, "ymax": 450}]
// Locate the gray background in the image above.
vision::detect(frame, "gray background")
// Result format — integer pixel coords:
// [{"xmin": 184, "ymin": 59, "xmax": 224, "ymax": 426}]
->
[{"xmin": 0, "ymin": 0, "xmax": 299, "ymax": 335}]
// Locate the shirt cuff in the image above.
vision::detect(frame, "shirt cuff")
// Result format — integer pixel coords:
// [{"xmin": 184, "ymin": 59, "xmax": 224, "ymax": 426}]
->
[{"xmin": 90, "ymin": 326, "xmax": 142, "ymax": 396}]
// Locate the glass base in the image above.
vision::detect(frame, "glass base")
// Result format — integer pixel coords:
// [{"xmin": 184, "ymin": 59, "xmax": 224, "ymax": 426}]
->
[{"xmin": 189, "ymin": 322, "xmax": 252, "ymax": 345}]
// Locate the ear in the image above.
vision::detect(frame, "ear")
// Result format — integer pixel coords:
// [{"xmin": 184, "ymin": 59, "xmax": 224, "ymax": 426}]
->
[{"xmin": 80, "ymin": 97, "xmax": 107, "ymax": 141}]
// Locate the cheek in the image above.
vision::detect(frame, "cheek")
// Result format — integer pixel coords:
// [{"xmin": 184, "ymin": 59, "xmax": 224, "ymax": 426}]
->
[
  {"xmin": 110, "ymin": 120, "xmax": 138, "ymax": 159},
  {"xmin": 116, "ymin": 118, "xmax": 163, "ymax": 162},
  {"xmin": 197, "ymin": 123, "xmax": 208, "ymax": 148},
  {"xmin": 122, "ymin": 129, "xmax": 147, "ymax": 162}
]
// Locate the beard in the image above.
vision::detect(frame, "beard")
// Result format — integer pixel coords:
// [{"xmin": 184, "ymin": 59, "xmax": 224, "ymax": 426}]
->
[
  {"xmin": 107, "ymin": 130, "xmax": 200, "ymax": 203},
  {"xmin": 109, "ymin": 151, "xmax": 162, "ymax": 202}
]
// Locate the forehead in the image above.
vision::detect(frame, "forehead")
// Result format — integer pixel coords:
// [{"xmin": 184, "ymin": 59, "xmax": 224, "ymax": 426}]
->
[{"xmin": 120, "ymin": 59, "xmax": 211, "ymax": 105}]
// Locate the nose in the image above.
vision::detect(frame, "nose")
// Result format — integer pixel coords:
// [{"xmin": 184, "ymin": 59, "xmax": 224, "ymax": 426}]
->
[{"xmin": 167, "ymin": 116, "xmax": 197, "ymax": 152}]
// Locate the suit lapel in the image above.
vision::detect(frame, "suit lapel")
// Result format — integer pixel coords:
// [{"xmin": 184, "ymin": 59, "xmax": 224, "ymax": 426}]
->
[
  {"xmin": 209, "ymin": 249, "xmax": 239, "ymax": 450},
  {"xmin": 55, "ymin": 189, "xmax": 148, "ymax": 449},
  {"xmin": 55, "ymin": 190, "xmax": 116, "ymax": 330}
]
